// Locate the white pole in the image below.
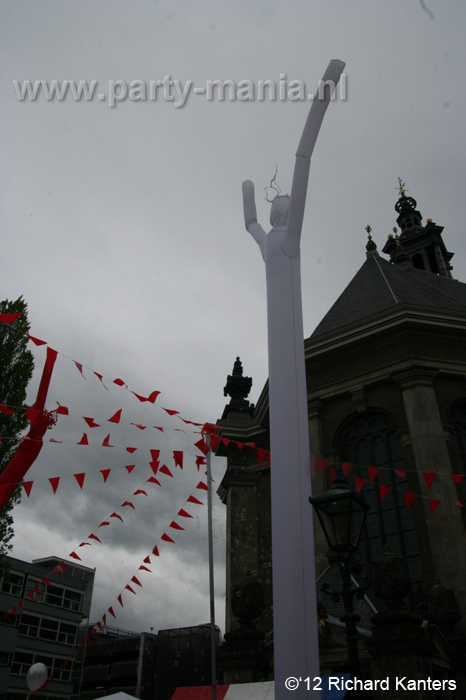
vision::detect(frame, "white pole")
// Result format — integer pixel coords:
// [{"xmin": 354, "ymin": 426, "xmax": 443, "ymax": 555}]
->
[
  {"xmin": 241, "ymin": 60, "xmax": 345, "ymax": 700},
  {"xmin": 206, "ymin": 433, "xmax": 217, "ymax": 700}
]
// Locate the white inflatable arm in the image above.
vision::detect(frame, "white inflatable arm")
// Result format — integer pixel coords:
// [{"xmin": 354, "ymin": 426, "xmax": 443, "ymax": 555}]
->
[
  {"xmin": 284, "ymin": 59, "xmax": 346, "ymax": 257},
  {"xmin": 242, "ymin": 180, "xmax": 267, "ymax": 257}
]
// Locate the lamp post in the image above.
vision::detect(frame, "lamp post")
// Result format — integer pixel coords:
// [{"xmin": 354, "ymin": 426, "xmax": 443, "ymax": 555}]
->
[{"xmin": 309, "ymin": 465, "xmax": 371, "ymax": 685}]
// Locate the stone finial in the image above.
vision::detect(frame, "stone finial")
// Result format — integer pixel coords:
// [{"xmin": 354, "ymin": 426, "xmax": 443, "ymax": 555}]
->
[{"xmin": 223, "ymin": 357, "xmax": 252, "ymax": 406}]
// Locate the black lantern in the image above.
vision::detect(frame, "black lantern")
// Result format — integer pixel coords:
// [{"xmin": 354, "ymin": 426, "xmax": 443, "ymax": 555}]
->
[{"xmin": 309, "ymin": 467, "xmax": 369, "ymax": 554}]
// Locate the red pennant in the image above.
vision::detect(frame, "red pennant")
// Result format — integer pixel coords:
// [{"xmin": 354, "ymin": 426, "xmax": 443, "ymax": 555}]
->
[
  {"xmin": 210, "ymin": 435, "xmax": 221, "ymax": 450},
  {"xmin": 134, "ymin": 489, "xmax": 148, "ymax": 496},
  {"xmin": 100, "ymin": 469, "xmax": 111, "ymax": 483},
  {"xmin": 195, "ymin": 438, "xmax": 209, "ymax": 456},
  {"xmin": 429, "ymin": 499, "xmax": 441, "ymax": 515},
  {"xmin": 102, "ymin": 614, "xmax": 107, "ymax": 626},
  {"xmin": 110, "ymin": 512, "xmax": 123, "ymax": 522},
  {"xmin": 88, "ymin": 534, "xmax": 101, "ymax": 543},
  {"xmin": 379, "ymin": 484, "xmax": 391, "ymax": 499},
  {"xmin": 77, "ymin": 433, "xmax": 89, "ymax": 445},
  {"xmin": 452, "ymin": 474, "xmax": 464, "ymax": 485},
  {"xmin": 195, "ymin": 456, "xmax": 206, "ymax": 471},
  {"xmin": 121, "ymin": 501, "xmax": 135, "ymax": 509},
  {"xmin": 99, "ymin": 521, "xmax": 110, "ymax": 527},
  {"xmin": 342, "ymin": 462, "xmax": 353, "ymax": 477},
  {"xmin": 257, "ymin": 448, "xmax": 268, "ymax": 466},
  {"xmin": 394, "ymin": 469, "xmax": 407, "ymax": 479},
  {"xmin": 150, "ymin": 449, "xmax": 161, "ymax": 462},
  {"xmin": 150, "ymin": 460, "xmax": 159, "ymax": 474},
  {"xmin": 423, "ymin": 472, "xmax": 436, "ymax": 490},
  {"xmin": 144, "ymin": 556, "xmax": 151, "ymax": 564},
  {"xmin": 404, "ymin": 491, "xmax": 416, "ymax": 509},
  {"xmin": 147, "ymin": 390, "xmax": 160, "ymax": 403},
  {"xmin": 49, "ymin": 477, "xmax": 60, "ymax": 494},
  {"xmin": 97, "ymin": 621, "xmax": 104, "ymax": 633},
  {"xmin": 0, "ymin": 404, "xmax": 15, "ymax": 415},
  {"xmin": 118, "ymin": 594, "xmax": 124, "ymax": 607},
  {"xmin": 131, "ymin": 423, "xmax": 147, "ymax": 430},
  {"xmin": 0, "ymin": 312, "xmax": 23, "ymax": 323},
  {"xmin": 23, "ymin": 481, "xmax": 33, "ymax": 497},
  {"xmin": 170, "ymin": 521, "xmax": 184, "ymax": 531},
  {"xmin": 162, "ymin": 407, "xmax": 179, "ymax": 416},
  {"xmin": 74, "ymin": 361, "xmax": 86, "ymax": 378},
  {"xmin": 42, "ymin": 578, "xmax": 52, "ymax": 588},
  {"xmin": 18, "ymin": 600, "xmax": 23, "ymax": 611},
  {"xmin": 161, "ymin": 533, "xmax": 175, "ymax": 543},
  {"xmin": 222, "ymin": 437, "xmax": 231, "ymax": 447},
  {"xmin": 108, "ymin": 606, "xmax": 116, "ymax": 618},
  {"xmin": 196, "ymin": 481, "xmax": 208, "ymax": 491},
  {"xmin": 125, "ymin": 465, "xmax": 136, "ymax": 474},
  {"xmin": 83, "ymin": 417, "xmax": 100, "ymax": 428},
  {"xmin": 113, "ymin": 378, "xmax": 126, "ymax": 387},
  {"xmin": 367, "ymin": 466, "xmax": 380, "ymax": 484},
  {"xmin": 354, "ymin": 477, "xmax": 366, "ymax": 494},
  {"xmin": 455, "ymin": 499, "xmax": 464, "ymax": 508},
  {"xmin": 49, "ymin": 438, "xmax": 62, "ymax": 443},
  {"xmin": 26, "ymin": 334, "xmax": 47, "ymax": 346},
  {"xmin": 152, "ymin": 546, "xmax": 160, "ymax": 556},
  {"xmin": 159, "ymin": 465, "xmax": 173, "ymax": 477},
  {"xmin": 187, "ymin": 495, "xmax": 203, "ymax": 505},
  {"xmin": 56, "ymin": 403, "xmax": 69, "ymax": 415},
  {"xmin": 74, "ymin": 473, "xmax": 85, "ymax": 489},
  {"xmin": 154, "ymin": 426, "xmax": 164, "ymax": 432},
  {"xmin": 79, "ymin": 542, "xmax": 91, "ymax": 547},
  {"xmin": 147, "ymin": 476, "xmax": 161, "ymax": 486},
  {"xmin": 94, "ymin": 372, "xmax": 108, "ymax": 389},
  {"xmin": 313, "ymin": 459, "xmax": 327, "ymax": 474},
  {"xmin": 125, "ymin": 585, "xmax": 136, "ymax": 594},
  {"xmin": 126, "ymin": 447, "xmax": 137, "ymax": 454},
  {"xmin": 235, "ymin": 441, "xmax": 244, "ymax": 450},
  {"xmin": 267, "ymin": 452, "xmax": 271, "ymax": 467},
  {"xmin": 69, "ymin": 552, "xmax": 82, "ymax": 561},
  {"xmin": 131, "ymin": 576, "xmax": 143, "ymax": 587},
  {"xmin": 102, "ymin": 434, "xmax": 113, "ymax": 447},
  {"xmin": 173, "ymin": 451, "xmax": 183, "ymax": 468},
  {"xmin": 139, "ymin": 565, "xmax": 151, "ymax": 572},
  {"xmin": 178, "ymin": 508, "xmax": 193, "ymax": 518}
]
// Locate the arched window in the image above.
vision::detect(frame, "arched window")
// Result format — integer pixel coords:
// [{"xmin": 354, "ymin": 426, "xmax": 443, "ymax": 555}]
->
[{"xmin": 336, "ymin": 410, "xmax": 423, "ymax": 602}]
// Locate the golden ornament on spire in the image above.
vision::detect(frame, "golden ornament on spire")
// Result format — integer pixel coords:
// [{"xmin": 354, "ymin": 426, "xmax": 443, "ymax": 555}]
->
[{"xmin": 396, "ymin": 176, "xmax": 407, "ymax": 196}]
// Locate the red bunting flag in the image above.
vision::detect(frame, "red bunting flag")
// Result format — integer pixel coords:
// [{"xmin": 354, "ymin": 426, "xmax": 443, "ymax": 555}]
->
[
  {"xmin": 23, "ymin": 481, "xmax": 33, "ymax": 497},
  {"xmin": 132, "ymin": 390, "xmax": 161, "ymax": 403},
  {"xmin": 159, "ymin": 465, "xmax": 173, "ymax": 477},
  {"xmin": 69, "ymin": 552, "xmax": 82, "ymax": 561},
  {"xmin": 195, "ymin": 457, "xmax": 206, "ymax": 471},
  {"xmin": 84, "ymin": 417, "xmax": 100, "ymax": 428},
  {"xmin": 134, "ymin": 489, "xmax": 148, "ymax": 496},
  {"xmin": 154, "ymin": 426, "xmax": 164, "ymax": 432},
  {"xmin": 0, "ymin": 405, "xmax": 16, "ymax": 415},
  {"xmin": 423, "ymin": 472, "xmax": 436, "ymax": 490},
  {"xmin": 404, "ymin": 491, "xmax": 416, "ymax": 509},
  {"xmin": 151, "ymin": 449, "xmax": 160, "ymax": 462},
  {"xmin": 88, "ymin": 534, "xmax": 102, "ymax": 543},
  {"xmin": 455, "ymin": 500, "xmax": 464, "ymax": 508},
  {"xmin": 56, "ymin": 403, "xmax": 69, "ymax": 415},
  {"xmin": 222, "ymin": 437, "xmax": 230, "ymax": 447},
  {"xmin": 94, "ymin": 373, "xmax": 108, "ymax": 389},
  {"xmin": 42, "ymin": 578, "xmax": 52, "ymax": 588},
  {"xmin": 102, "ymin": 614, "xmax": 107, "ymax": 626},
  {"xmin": 18, "ymin": 600, "xmax": 23, "ymax": 611},
  {"xmin": 313, "ymin": 459, "xmax": 327, "ymax": 473},
  {"xmin": 452, "ymin": 474, "xmax": 464, "ymax": 484},
  {"xmin": 74, "ymin": 473, "xmax": 85, "ymax": 489},
  {"xmin": 131, "ymin": 423, "xmax": 147, "ymax": 430},
  {"xmin": 162, "ymin": 407, "xmax": 179, "ymax": 416},
  {"xmin": 108, "ymin": 606, "xmax": 116, "ymax": 618},
  {"xmin": 139, "ymin": 565, "xmax": 151, "ymax": 572},
  {"xmin": 152, "ymin": 546, "xmax": 160, "ymax": 556},
  {"xmin": 49, "ymin": 477, "xmax": 60, "ymax": 494},
  {"xmin": 267, "ymin": 452, "xmax": 271, "ymax": 467},
  {"xmin": 97, "ymin": 621, "xmax": 104, "ymax": 633},
  {"xmin": 257, "ymin": 448, "xmax": 268, "ymax": 466},
  {"xmin": 0, "ymin": 312, "xmax": 23, "ymax": 323},
  {"xmin": 429, "ymin": 499, "xmax": 441, "ymax": 515},
  {"xmin": 121, "ymin": 501, "xmax": 135, "ymax": 509},
  {"xmin": 99, "ymin": 521, "xmax": 110, "ymax": 527},
  {"xmin": 210, "ymin": 435, "xmax": 221, "ymax": 450},
  {"xmin": 196, "ymin": 481, "xmax": 208, "ymax": 491},
  {"xmin": 74, "ymin": 362, "xmax": 86, "ymax": 378},
  {"xmin": 126, "ymin": 447, "xmax": 137, "ymax": 454},
  {"xmin": 110, "ymin": 512, "xmax": 123, "ymax": 522},
  {"xmin": 125, "ymin": 465, "xmax": 136, "ymax": 474},
  {"xmin": 144, "ymin": 556, "xmax": 151, "ymax": 564},
  {"xmin": 117, "ymin": 595, "xmax": 124, "ymax": 607},
  {"xmin": 150, "ymin": 461, "xmax": 160, "ymax": 475},
  {"xmin": 147, "ymin": 476, "xmax": 161, "ymax": 486},
  {"xmin": 49, "ymin": 438, "xmax": 62, "ymax": 443},
  {"xmin": 173, "ymin": 451, "xmax": 183, "ymax": 469},
  {"xmin": 125, "ymin": 585, "xmax": 136, "ymax": 594},
  {"xmin": 340, "ymin": 462, "xmax": 352, "ymax": 477},
  {"xmin": 100, "ymin": 469, "xmax": 111, "ymax": 483},
  {"xmin": 113, "ymin": 378, "xmax": 126, "ymax": 387},
  {"xmin": 131, "ymin": 576, "xmax": 143, "ymax": 587},
  {"xmin": 170, "ymin": 521, "xmax": 184, "ymax": 531},
  {"xmin": 178, "ymin": 509, "xmax": 193, "ymax": 518},
  {"xmin": 354, "ymin": 477, "xmax": 366, "ymax": 494},
  {"xmin": 161, "ymin": 533, "xmax": 175, "ymax": 543},
  {"xmin": 77, "ymin": 433, "xmax": 89, "ymax": 445},
  {"xmin": 394, "ymin": 469, "xmax": 407, "ymax": 479},
  {"xmin": 379, "ymin": 484, "xmax": 391, "ymax": 499},
  {"xmin": 102, "ymin": 434, "xmax": 113, "ymax": 447},
  {"xmin": 367, "ymin": 466, "xmax": 380, "ymax": 484},
  {"xmin": 236, "ymin": 441, "xmax": 244, "ymax": 450},
  {"xmin": 187, "ymin": 495, "xmax": 203, "ymax": 505},
  {"xmin": 195, "ymin": 438, "xmax": 209, "ymax": 456}
]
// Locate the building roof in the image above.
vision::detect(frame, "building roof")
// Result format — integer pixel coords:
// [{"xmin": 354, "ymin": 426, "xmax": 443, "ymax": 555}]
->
[{"xmin": 311, "ymin": 253, "xmax": 466, "ymax": 339}]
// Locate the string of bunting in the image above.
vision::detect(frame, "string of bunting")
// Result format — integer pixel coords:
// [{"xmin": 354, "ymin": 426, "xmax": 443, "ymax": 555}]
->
[{"xmin": 315, "ymin": 460, "xmax": 465, "ymax": 515}]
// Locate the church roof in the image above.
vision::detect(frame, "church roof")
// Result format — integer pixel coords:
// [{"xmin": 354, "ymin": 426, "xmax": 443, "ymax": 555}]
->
[{"xmin": 311, "ymin": 253, "xmax": 466, "ymax": 339}]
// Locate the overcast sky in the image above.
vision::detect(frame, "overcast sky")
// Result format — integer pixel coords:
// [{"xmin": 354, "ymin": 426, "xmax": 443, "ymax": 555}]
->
[{"xmin": 1, "ymin": 0, "xmax": 465, "ymax": 638}]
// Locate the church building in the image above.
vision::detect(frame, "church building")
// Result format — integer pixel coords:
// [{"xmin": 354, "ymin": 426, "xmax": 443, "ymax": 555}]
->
[{"xmin": 216, "ymin": 185, "xmax": 466, "ymax": 689}]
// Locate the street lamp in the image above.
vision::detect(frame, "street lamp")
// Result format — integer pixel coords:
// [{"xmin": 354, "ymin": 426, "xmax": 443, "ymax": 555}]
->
[{"xmin": 309, "ymin": 465, "xmax": 371, "ymax": 683}]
